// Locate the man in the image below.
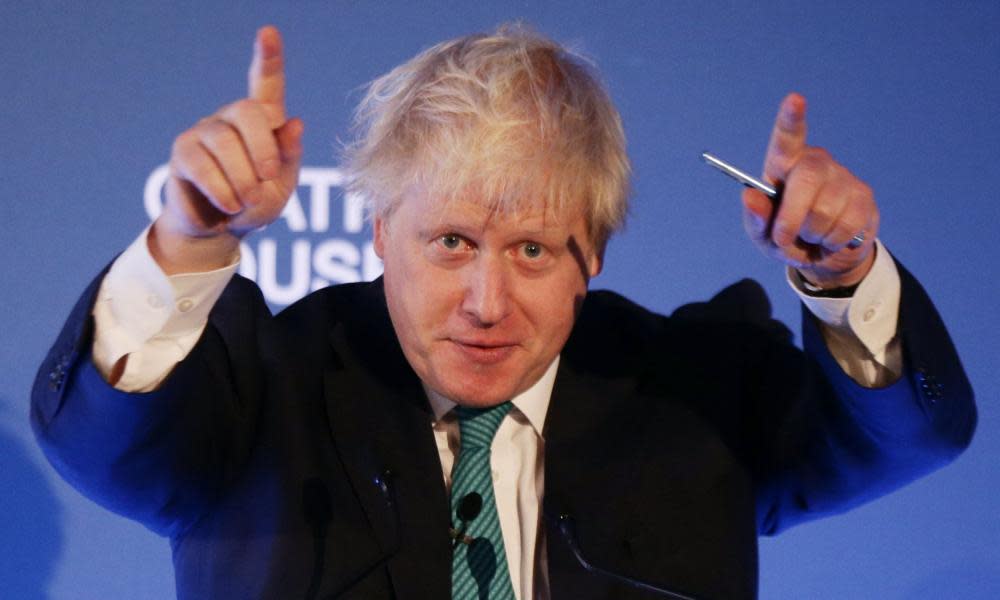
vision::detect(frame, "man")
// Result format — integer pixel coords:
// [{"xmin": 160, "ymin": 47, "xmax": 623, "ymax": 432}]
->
[{"xmin": 33, "ymin": 24, "xmax": 974, "ymax": 599}]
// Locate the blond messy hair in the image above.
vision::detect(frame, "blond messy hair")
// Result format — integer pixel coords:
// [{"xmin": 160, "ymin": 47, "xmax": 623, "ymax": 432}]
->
[{"xmin": 342, "ymin": 23, "xmax": 630, "ymax": 247}]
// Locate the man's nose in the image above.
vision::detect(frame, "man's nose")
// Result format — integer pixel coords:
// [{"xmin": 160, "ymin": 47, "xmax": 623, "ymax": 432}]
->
[{"xmin": 461, "ymin": 256, "xmax": 511, "ymax": 326}]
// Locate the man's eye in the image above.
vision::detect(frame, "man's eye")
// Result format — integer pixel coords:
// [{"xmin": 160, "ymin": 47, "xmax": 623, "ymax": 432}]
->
[
  {"xmin": 522, "ymin": 242, "xmax": 544, "ymax": 259},
  {"xmin": 439, "ymin": 234, "xmax": 463, "ymax": 250}
]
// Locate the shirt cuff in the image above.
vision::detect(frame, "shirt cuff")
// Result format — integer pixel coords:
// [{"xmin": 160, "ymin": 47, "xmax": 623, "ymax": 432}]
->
[
  {"xmin": 91, "ymin": 226, "xmax": 239, "ymax": 385},
  {"xmin": 786, "ymin": 239, "xmax": 901, "ymax": 357}
]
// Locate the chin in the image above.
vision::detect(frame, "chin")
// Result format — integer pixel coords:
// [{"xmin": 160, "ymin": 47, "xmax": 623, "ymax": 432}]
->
[
  {"xmin": 436, "ymin": 373, "xmax": 523, "ymax": 408},
  {"xmin": 418, "ymin": 347, "xmax": 543, "ymax": 407}
]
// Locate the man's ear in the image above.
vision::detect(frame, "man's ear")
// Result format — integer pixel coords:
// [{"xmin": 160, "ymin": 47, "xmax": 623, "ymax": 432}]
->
[
  {"xmin": 373, "ymin": 215, "xmax": 386, "ymax": 258},
  {"xmin": 588, "ymin": 240, "xmax": 606, "ymax": 277}
]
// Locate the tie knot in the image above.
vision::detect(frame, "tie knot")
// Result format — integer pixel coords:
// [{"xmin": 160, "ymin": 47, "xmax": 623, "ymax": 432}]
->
[{"xmin": 455, "ymin": 402, "xmax": 513, "ymax": 449}]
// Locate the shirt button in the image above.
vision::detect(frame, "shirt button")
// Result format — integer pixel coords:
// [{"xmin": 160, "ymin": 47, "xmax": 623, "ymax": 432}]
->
[
  {"xmin": 147, "ymin": 294, "xmax": 165, "ymax": 309},
  {"xmin": 863, "ymin": 307, "xmax": 877, "ymax": 322},
  {"xmin": 492, "ymin": 470, "xmax": 500, "ymax": 482},
  {"xmin": 177, "ymin": 298, "xmax": 195, "ymax": 313}
]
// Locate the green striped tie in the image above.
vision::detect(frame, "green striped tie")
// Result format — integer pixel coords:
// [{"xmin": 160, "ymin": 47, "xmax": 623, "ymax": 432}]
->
[{"xmin": 451, "ymin": 402, "xmax": 516, "ymax": 600}]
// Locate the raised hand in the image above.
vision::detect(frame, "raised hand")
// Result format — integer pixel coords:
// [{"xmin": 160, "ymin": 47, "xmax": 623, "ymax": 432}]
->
[
  {"xmin": 151, "ymin": 26, "xmax": 304, "ymax": 274},
  {"xmin": 742, "ymin": 93, "xmax": 877, "ymax": 289}
]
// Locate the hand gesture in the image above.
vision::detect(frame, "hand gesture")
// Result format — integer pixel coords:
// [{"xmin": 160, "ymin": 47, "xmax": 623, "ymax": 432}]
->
[
  {"xmin": 742, "ymin": 93, "xmax": 877, "ymax": 289},
  {"xmin": 152, "ymin": 26, "xmax": 304, "ymax": 273}
]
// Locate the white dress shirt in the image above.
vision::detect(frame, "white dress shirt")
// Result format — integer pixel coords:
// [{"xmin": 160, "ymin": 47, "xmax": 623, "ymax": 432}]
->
[{"xmin": 90, "ymin": 227, "xmax": 903, "ymax": 599}]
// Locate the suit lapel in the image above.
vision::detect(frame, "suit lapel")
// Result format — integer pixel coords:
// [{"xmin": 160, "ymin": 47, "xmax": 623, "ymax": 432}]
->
[{"xmin": 323, "ymin": 282, "xmax": 452, "ymax": 599}]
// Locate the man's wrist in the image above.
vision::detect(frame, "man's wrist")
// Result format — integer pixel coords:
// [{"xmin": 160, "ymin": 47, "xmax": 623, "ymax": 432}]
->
[
  {"xmin": 148, "ymin": 219, "xmax": 241, "ymax": 275},
  {"xmin": 795, "ymin": 247, "xmax": 877, "ymax": 293}
]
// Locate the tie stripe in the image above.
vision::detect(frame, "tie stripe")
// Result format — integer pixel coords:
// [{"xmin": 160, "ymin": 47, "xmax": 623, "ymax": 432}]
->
[{"xmin": 451, "ymin": 402, "xmax": 516, "ymax": 600}]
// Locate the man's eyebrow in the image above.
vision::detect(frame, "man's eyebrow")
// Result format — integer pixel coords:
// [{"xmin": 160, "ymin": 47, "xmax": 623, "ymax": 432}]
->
[
  {"xmin": 417, "ymin": 224, "xmax": 472, "ymax": 239},
  {"xmin": 519, "ymin": 228, "xmax": 572, "ymax": 242}
]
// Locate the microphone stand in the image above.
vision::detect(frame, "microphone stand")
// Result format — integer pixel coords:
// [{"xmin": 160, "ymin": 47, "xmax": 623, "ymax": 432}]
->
[{"xmin": 553, "ymin": 513, "xmax": 704, "ymax": 600}]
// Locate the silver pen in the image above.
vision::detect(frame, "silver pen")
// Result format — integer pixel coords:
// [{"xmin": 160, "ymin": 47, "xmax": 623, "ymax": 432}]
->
[{"xmin": 701, "ymin": 151, "xmax": 777, "ymax": 199}]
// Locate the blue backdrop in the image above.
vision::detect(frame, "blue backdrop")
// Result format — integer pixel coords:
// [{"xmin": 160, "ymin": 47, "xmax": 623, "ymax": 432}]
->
[{"xmin": 3, "ymin": 2, "xmax": 997, "ymax": 598}]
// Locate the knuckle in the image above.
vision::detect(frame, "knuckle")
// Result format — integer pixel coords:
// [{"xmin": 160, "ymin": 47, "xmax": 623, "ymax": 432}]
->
[
  {"xmin": 853, "ymin": 182, "xmax": 874, "ymax": 206},
  {"xmin": 187, "ymin": 160, "xmax": 216, "ymax": 184},
  {"xmin": 837, "ymin": 170, "xmax": 869, "ymax": 195},
  {"xmin": 223, "ymin": 99, "xmax": 272, "ymax": 133},
  {"xmin": 207, "ymin": 184, "xmax": 238, "ymax": 211},
  {"xmin": 227, "ymin": 98, "xmax": 259, "ymax": 121},
  {"xmin": 206, "ymin": 125, "xmax": 240, "ymax": 154},
  {"xmin": 810, "ymin": 202, "xmax": 838, "ymax": 225},
  {"xmin": 808, "ymin": 146, "xmax": 832, "ymax": 162},
  {"xmin": 769, "ymin": 154, "xmax": 795, "ymax": 174},
  {"xmin": 231, "ymin": 98, "xmax": 256, "ymax": 112},
  {"xmin": 790, "ymin": 162, "xmax": 826, "ymax": 189},
  {"xmin": 772, "ymin": 221, "xmax": 798, "ymax": 245},
  {"xmin": 796, "ymin": 157, "xmax": 820, "ymax": 176},
  {"xmin": 172, "ymin": 130, "xmax": 198, "ymax": 155},
  {"xmin": 797, "ymin": 148, "xmax": 832, "ymax": 172},
  {"xmin": 796, "ymin": 171, "xmax": 824, "ymax": 193},
  {"xmin": 200, "ymin": 117, "xmax": 229, "ymax": 136},
  {"xmin": 839, "ymin": 215, "xmax": 868, "ymax": 236},
  {"xmin": 247, "ymin": 132, "xmax": 278, "ymax": 158},
  {"xmin": 233, "ymin": 179, "xmax": 257, "ymax": 200},
  {"xmin": 798, "ymin": 228, "xmax": 822, "ymax": 244}
]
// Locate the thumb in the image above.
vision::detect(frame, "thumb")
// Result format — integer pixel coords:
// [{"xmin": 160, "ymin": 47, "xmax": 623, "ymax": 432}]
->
[{"xmin": 742, "ymin": 188, "xmax": 773, "ymax": 242}]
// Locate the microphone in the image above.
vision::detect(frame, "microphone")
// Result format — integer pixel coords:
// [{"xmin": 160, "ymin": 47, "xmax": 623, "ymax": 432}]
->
[
  {"xmin": 449, "ymin": 491, "xmax": 483, "ymax": 548},
  {"xmin": 552, "ymin": 512, "xmax": 704, "ymax": 600}
]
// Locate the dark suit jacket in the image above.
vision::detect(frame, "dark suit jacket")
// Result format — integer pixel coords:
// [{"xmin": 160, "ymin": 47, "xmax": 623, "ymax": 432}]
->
[{"xmin": 32, "ymin": 262, "xmax": 975, "ymax": 599}]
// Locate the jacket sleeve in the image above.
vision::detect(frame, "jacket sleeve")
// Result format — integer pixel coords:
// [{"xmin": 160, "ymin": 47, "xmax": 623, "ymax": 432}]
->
[
  {"xmin": 753, "ymin": 259, "xmax": 976, "ymax": 535},
  {"xmin": 31, "ymin": 272, "xmax": 271, "ymax": 539}
]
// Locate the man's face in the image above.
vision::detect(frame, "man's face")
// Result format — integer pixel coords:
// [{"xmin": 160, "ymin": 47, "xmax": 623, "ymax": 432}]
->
[{"xmin": 374, "ymin": 191, "xmax": 603, "ymax": 407}]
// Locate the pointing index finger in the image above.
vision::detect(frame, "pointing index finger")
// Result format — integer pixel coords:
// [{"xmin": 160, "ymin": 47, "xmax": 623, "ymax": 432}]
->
[
  {"xmin": 248, "ymin": 25, "xmax": 286, "ymax": 127},
  {"xmin": 763, "ymin": 93, "xmax": 807, "ymax": 185}
]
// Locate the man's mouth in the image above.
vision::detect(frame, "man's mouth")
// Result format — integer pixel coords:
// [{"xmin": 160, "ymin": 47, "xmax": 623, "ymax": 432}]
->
[{"xmin": 448, "ymin": 339, "xmax": 518, "ymax": 365}]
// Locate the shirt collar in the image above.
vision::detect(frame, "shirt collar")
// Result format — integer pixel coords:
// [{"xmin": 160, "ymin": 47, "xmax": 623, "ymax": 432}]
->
[{"xmin": 424, "ymin": 356, "xmax": 559, "ymax": 438}]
